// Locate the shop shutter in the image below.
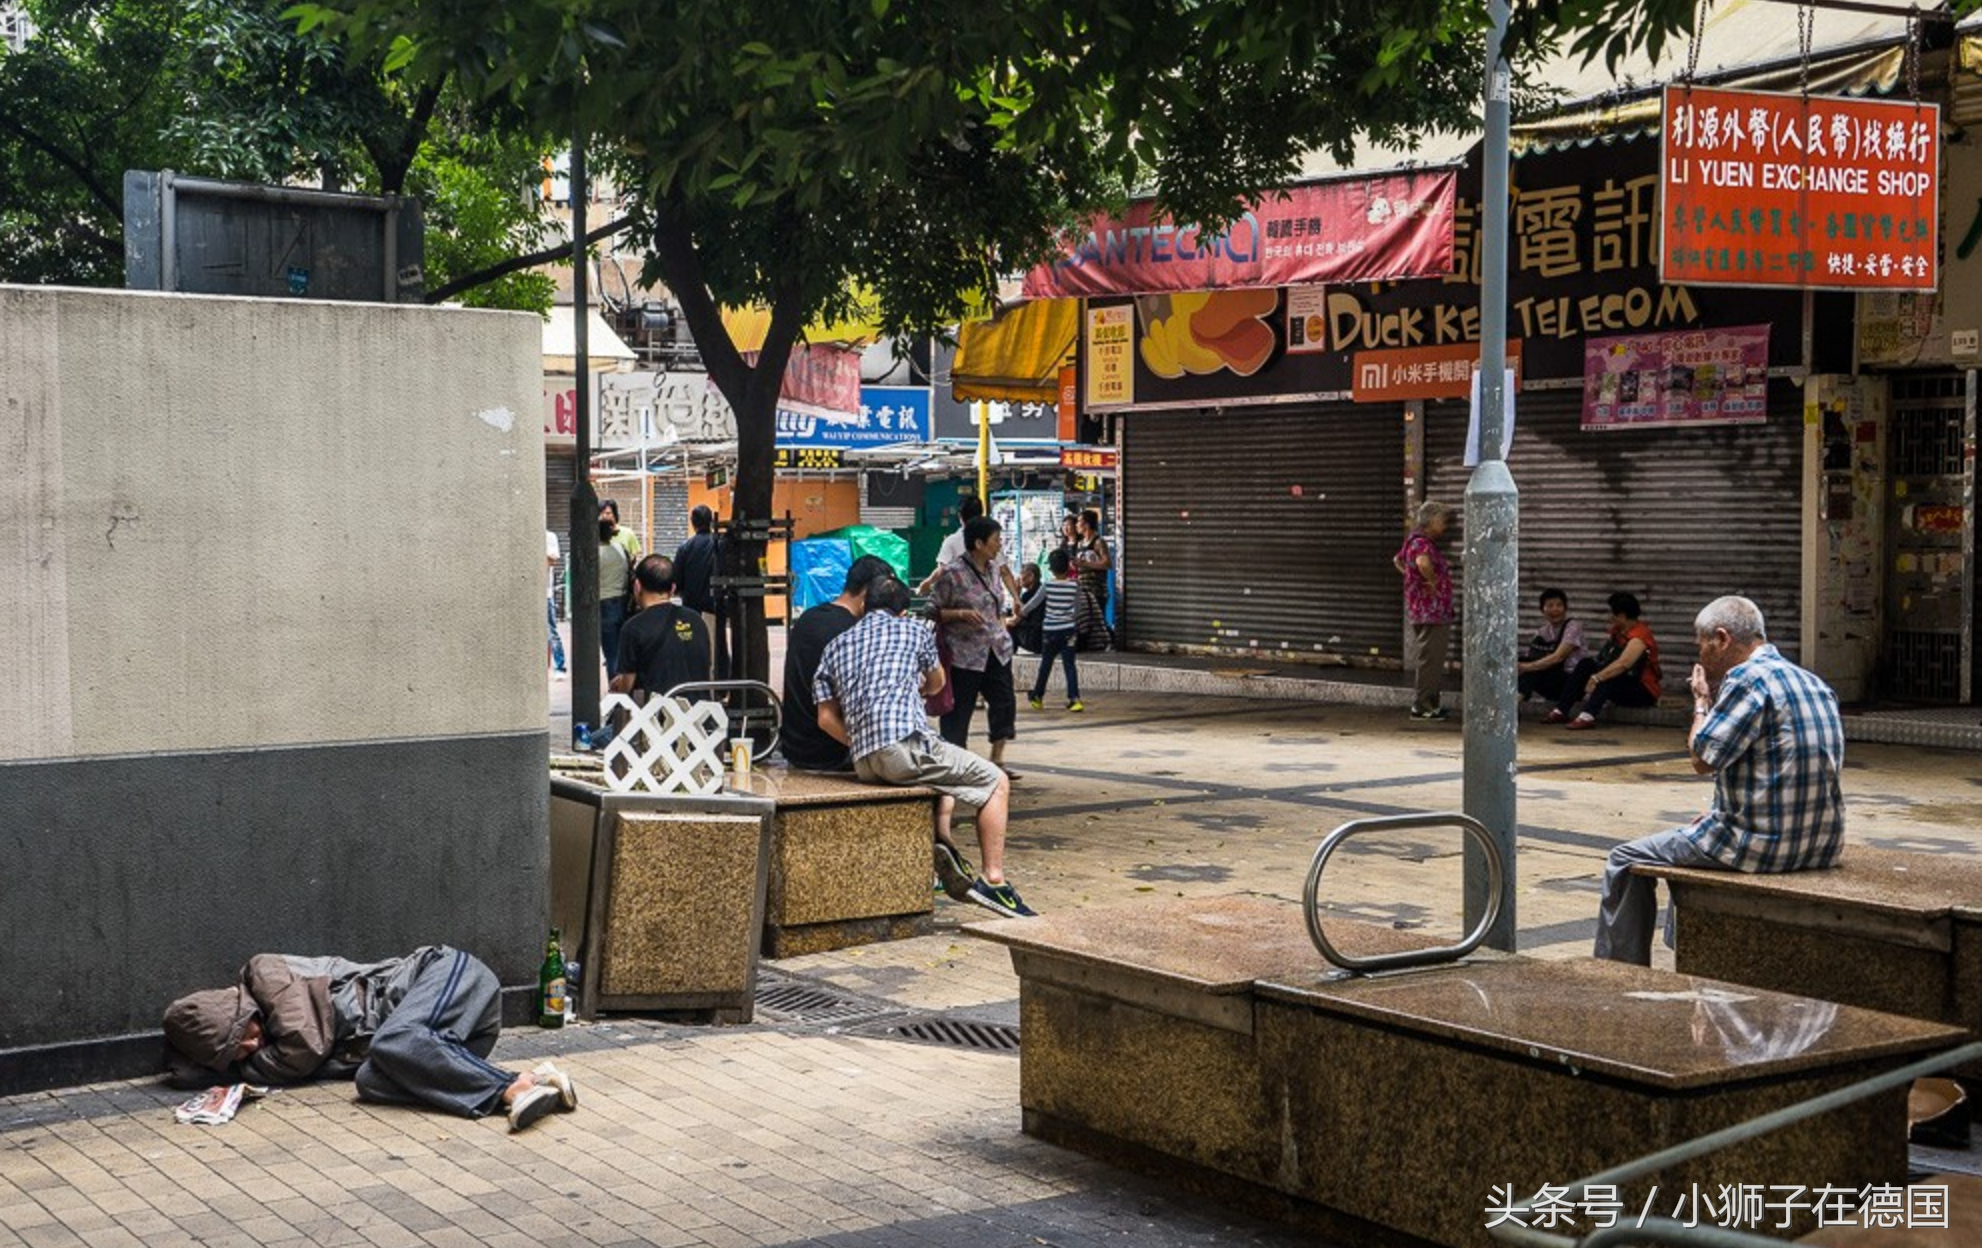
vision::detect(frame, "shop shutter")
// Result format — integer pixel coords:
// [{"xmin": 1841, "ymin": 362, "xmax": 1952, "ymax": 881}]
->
[
  {"xmin": 1121, "ymin": 403, "xmax": 1407, "ymax": 660},
  {"xmin": 1421, "ymin": 384, "xmax": 1804, "ymax": 662}
]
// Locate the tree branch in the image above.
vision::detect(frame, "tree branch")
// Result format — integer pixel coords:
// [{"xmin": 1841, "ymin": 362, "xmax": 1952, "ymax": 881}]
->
[
  {"xmin": 377, "ymin": 78, "xmax": 445, "ymax": 195},
  {"xmin": 649, "ymin": 198, "xmax": 751, "ymax": 403},
  {"xmin": 0, "ymin": 114, "xmax": 124, "ymax": 224},
  {"xmin": 422, "ymin": 212, "xmax": 633, "ymax": 304}
]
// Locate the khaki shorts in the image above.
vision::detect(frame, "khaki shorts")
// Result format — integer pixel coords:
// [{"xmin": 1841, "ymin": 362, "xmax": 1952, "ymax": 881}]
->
[{"xmin": 855, "ymin": 736, "xmax": 1002, "ymax": 811}]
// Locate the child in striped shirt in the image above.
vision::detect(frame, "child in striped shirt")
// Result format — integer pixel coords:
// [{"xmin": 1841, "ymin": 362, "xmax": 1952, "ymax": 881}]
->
[{"xmin": 1024, "ymin": 549, "xmax": 1084, "ymax": 712}]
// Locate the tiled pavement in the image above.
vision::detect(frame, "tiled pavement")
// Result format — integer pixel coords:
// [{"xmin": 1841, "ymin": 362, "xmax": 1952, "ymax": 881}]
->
[{"xmin": 10, "ymin": 689, "xmax": 1982, "ymax": 1246}]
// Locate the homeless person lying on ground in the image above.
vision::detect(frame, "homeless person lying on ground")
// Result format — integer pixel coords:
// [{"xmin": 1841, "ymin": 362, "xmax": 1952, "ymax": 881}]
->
[{"xmin": 162, "ymin": 944, "xmax": 577, "ymax": 1133}]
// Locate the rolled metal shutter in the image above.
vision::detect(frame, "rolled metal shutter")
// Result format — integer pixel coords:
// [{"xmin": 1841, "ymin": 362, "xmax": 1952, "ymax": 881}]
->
[
  {"xmin": 545, "ymin": 450, "xmax": 576, "ymax": 614},
  {"xmin": 1121, "ymin": 403, "xmax": 1406, "ymax": 661},
  {"xmin": 1422, "ymin": 384, "xmax": 1804, "ymax": 661}
]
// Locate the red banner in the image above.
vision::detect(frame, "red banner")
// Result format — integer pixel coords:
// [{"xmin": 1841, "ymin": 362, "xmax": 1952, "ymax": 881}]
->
[
  {"xmin": 1021, "ymin": 169, "xmax": 1457, "ymax": 299},
  {"xmin": 744, "ymin": 343, "xmax": 861, "ymax": 418},
  {"xmin": 1660, "ymin": 86, "xmax": 1938, "ymax": 291}
]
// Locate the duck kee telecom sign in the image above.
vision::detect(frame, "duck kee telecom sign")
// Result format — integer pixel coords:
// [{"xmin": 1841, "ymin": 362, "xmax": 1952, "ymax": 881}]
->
[{"xmin": 1660, "ymin": 86, "xmax": 1938, "ymax": 291}]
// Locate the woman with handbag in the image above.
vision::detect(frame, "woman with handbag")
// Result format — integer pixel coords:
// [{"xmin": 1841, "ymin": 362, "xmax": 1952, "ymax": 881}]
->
[
  {"xmin": 1516, "ymin": 588, "xmax": 1586, "ymax": 708},
  {"xmin": 926, "ymin": 516, "xmax": 1019, "ymax": 775},
  {"xmin": 1071, "ymin": 508, "xmax": 1113, "ymax": 652},
  {"xmin": 1552, "ymin": 591, "xmax": 1662, "ymax": 728}
]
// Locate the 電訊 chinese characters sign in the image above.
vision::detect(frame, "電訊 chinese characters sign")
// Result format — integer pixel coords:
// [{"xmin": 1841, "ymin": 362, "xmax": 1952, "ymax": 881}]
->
[
  {"xmin": 1660, "ymin": 86, "xmax": 1938, "ymax": 291},
  {"xmin": 1086, "ymin": 305, "xmax": 1134, "ymax": 408},
  {"xmin": 1025, "ymin": 169, "xmax": 1457, "ymax": 299},
  {"xmin": 1582, "ymin": 325, "xmax": 1770, "ymax": 430}
]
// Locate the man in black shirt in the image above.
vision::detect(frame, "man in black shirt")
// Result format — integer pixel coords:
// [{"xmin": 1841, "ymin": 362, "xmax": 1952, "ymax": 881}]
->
[
  {"xmin": 612, "ymin": 555, "xmax": 711, "ymax": 702},
  {"xmin": 779, "ymin": 555, "xmax": 895, "ymax": 772},
  {"xmin": 673, "ymin": 505, "xmax": 724, "ymax": 678}
]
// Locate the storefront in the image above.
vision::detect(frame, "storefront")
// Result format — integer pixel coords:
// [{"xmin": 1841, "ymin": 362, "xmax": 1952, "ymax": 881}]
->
[{"xmin": 1083, "ymin": 130, "xmax": 1838, "ymax": 668}]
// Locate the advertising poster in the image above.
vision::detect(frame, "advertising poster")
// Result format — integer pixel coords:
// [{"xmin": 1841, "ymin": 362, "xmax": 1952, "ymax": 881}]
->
[
  {"xmin": 1086, "ymin": 304, "xmax": 1134, "ymax": 408},
  {"xmin": 1660, "ymin": 86, "xmax": 1938, "ymax": 291},
  {"xmin": 1582, "ymin": 324, "xmax": 1770, "ymax": 430},
  {"xmin": 1026, "ymin": 168, "xmax": 1457, "ymax": 298}
]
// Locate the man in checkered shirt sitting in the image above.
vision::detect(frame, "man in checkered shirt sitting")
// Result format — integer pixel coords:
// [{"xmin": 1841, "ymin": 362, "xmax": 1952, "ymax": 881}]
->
[
  {"xmin": 813, "ymin": 575, "xmax": 1035, "ymax": 919},
  {"xmin": 1594, "ymin": 595, "xmax": 1844, "ymax": 964}
]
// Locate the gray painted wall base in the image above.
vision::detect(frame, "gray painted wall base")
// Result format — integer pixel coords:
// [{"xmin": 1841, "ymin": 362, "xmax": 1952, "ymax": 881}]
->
[{"xmin": 1, "ymin": 732, "xmax": 549, "ymax": 1055}]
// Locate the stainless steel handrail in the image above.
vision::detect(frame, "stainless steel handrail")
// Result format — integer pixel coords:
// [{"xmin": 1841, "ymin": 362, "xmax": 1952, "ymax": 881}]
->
[{"xmin": 1302, "ymin": 812, "xmax": 1505, "ymax": 973}]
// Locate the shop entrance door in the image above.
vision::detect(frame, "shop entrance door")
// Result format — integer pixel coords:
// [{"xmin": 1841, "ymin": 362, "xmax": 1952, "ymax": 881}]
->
[{"xmin": 1882, "ymin": 372, "xmax": 1974, "ymax": 703}]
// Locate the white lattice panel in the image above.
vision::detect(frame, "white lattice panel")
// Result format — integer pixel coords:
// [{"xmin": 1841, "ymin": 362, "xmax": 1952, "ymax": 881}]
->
[{"xmin": 598, "ymin": 695, "xmax": 730, "ymax": 795}]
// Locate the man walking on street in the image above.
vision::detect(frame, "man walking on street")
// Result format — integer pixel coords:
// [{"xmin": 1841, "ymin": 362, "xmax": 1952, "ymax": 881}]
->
[
  {"xmin": 813, "ymin": 576, "xmax": 1034, "ymax": 919},
  {"xmin": 1592, "ymin": 595, "xmax": 1845, "ymax": 964},
  {"xmin": 674, "ymin": 505, "xmax": 726, "ymax": 679}
]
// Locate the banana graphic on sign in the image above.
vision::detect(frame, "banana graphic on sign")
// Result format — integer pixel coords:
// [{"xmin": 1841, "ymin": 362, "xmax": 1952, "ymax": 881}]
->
[{"xmin": 1137, "ymin": 289, "xmax": 1280, "ymax": 378}]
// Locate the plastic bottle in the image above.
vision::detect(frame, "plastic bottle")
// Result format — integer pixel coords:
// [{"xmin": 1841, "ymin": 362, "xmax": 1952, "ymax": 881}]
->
[{"xmin": 538, "ymin": 928, "xmax": 567, "ymax": 1029}]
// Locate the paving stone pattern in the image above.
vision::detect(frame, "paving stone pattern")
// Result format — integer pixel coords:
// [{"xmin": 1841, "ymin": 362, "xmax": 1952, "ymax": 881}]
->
[{"xmin": 12, "ymin": 688, "xmax": 1982, "ymax": 1246}]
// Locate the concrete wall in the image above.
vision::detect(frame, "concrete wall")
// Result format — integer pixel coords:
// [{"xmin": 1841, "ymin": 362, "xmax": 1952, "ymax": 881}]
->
[{"xmin": 0, "ymin": 285, "xmax": 548, "ymax": 1085}]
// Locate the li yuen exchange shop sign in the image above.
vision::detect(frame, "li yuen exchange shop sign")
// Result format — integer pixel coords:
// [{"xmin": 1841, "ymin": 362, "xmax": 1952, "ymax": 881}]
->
[{"xmin": 1659, "ymin": 85, "xmax": 1938, "ymax": 291}]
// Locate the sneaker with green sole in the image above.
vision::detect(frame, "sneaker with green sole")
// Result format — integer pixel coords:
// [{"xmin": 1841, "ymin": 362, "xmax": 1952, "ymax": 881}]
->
[{"xmin": 933, "ymin": 841, "xmax": 977, "ymax": 902}]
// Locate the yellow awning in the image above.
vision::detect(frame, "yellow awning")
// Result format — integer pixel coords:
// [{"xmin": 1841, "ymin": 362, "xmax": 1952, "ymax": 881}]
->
[
  {"xmin": 721, "ymin": 301, "xmax": 885, "ymax": 353},
  {"xmin": 952, "ymin": 298, "xmax": 1078, "ymax": 403}
]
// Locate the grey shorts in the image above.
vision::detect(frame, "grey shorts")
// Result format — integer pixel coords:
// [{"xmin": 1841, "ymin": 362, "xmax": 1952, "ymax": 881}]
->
[{"xmin": 855, "ymin": 736, "xmax": 1002, "ymax": 810}]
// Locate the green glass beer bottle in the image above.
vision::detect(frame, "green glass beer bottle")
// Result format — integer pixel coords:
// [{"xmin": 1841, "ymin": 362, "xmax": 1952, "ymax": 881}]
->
[{"xmin": 538, "ymin": 927, "xmax": 567, "ymax": 1028}]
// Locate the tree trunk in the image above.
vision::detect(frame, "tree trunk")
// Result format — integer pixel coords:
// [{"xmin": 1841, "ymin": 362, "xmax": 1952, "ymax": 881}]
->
[
  {"xmin": 725, "ymin": 376, "xmax": 779, "ymax": 686},
  {"xmin": 644, "ymin": 204, "xmax": 806, "ymax": 691}
]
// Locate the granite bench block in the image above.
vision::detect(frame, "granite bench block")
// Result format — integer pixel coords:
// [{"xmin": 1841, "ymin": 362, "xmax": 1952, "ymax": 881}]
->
[
  {"xmin": 750, "ymin": 767, "xmax": 939, "ymax": 958},
  {"xmin": 597, "ymin": 811, "xmax": 765, "ymax": 1010},
  {"xmin": 973, "ymin": 896, "xmax": 1967, "ymax": 1248}
]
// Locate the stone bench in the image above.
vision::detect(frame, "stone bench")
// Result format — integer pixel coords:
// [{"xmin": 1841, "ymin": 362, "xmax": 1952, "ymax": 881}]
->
[
  {"xmin": 969, "ymin": 895, "xmax": 1965, "ymax": 1248},
  {"xmin": 741, "ymin": 765, "xmax": 941, "ymax": 958},
  {"xmin": 1636, "ymin": 849, "xmax": 1982, "ymax": 1050}
]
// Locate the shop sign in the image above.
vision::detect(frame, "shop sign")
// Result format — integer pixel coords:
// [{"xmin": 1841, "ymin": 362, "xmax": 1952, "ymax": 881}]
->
[
  {"xmin": 1083, "ymin": 130, "xmax": 1825, "ymax": 409},
  {"xmin": 1582, "ymin": 324, "xmax": 1770, "ymax": 430},
  {"xmin": 1086, "ymin": 305, "xmax": 1134, "ymax": 408},
  {"xmin": 1660, "ymin": 86, "xmax": 1938, "ymax": 291},
  {"xmin": 1352, "ymin": 340, "xmax": 1523, "ymax": 402},
  {"xmin": 773, "ymin": 447, "xmax": 846, "ymax": 469},
  {"xmin": 933, "ymin": 395, "xmax": 1061, "ymax": 443},
  {"xmin": 1057, "ymin": 365, "xmax": 1079, "ymax": 440},
  {"xmin": 1025, "ymin": 168, "xmax": 1457, "ymax": 299},
  {"xmin": 777, "ymin": 385, "xmax": 931, "ymax": 450},
  {"xmin": 1060, "ymin": 448, "xmax": 1118, "ymax": 471}
]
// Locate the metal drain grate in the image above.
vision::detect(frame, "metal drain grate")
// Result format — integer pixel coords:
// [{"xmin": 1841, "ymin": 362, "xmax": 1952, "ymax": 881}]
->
[
  {"xmin": 851, "ymin": 1016, "xmax": 1020, "ymax": 1054},
  {"xmin": 752, "ymin": 979, "xmax": 895, "ymax": 1025}
]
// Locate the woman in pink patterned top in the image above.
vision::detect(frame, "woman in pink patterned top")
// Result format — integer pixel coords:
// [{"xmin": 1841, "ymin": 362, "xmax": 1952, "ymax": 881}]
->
[{"xmin": 1393, "ymin": 501, "xmax": 1456, "ymax": 720}]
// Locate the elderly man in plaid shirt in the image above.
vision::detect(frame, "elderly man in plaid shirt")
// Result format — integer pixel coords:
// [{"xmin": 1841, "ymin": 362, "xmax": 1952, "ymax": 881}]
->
[
  {"xmin": 813, "ymin": 576, "xmax": 1035, "ymax": 918},
  {"xmin": 1594, "ymin": 595, "xmax": 1844, "ymax": 964}
]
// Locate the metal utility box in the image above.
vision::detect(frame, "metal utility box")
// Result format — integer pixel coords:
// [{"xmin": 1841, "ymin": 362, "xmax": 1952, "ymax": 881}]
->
[{"xmin": 124, "ymin": 170, "xmax": 423, "ymax": 302}]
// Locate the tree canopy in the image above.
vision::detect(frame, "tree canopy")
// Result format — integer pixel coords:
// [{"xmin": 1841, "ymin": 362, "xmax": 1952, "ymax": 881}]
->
[
  {"xmin": 0, "ymin": 0, "xmax": 554, "ymax": 307},
  {"xmin": 294, "ymin": 0, "xmax": 1717, "ymax": 677}
]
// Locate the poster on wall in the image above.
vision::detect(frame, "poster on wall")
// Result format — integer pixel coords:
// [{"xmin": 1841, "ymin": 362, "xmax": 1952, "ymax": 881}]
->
[
  {"xmin": 1086, "ymin": 304, "xmax": 1134, "ymax": 408},
  {"xmin": 1582, "ymin": 324, "xmax": 1770, "ymax": 430},
  {"xmin": 1660, "ymin": 85, "xmax": 1938, "ymax": 291}
]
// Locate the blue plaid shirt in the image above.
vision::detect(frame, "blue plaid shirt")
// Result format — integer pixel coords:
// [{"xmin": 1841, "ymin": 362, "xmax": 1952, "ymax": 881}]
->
[
  {"xmin": 813, "ymin": 611, "xmax": 941, "ymax": 762},
  {"xmin": 1684, "ymin": 645, "xmax": 1845, "ymax": 872}
]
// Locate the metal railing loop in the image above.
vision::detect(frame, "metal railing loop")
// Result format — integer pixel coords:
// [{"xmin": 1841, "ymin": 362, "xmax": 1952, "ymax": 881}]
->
[{"xmin": 1303, "ymin": 811, "xmax": 1505, "ymax": 973}]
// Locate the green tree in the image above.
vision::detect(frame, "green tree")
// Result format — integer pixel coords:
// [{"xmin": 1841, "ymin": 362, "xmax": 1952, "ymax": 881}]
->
[
  {"xmin": 303, "ymin": 0, "xmax": 1717, "ymax": 680},
  {"xmin": 0, "ymin": 0, "xmax": 553, "ymax": 308}
]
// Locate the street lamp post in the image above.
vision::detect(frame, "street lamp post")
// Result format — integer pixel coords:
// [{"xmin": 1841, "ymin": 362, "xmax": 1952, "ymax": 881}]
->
[{"xmin": 1463, "ymin": 0, "xmax": 1520, "ymax": 951}]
